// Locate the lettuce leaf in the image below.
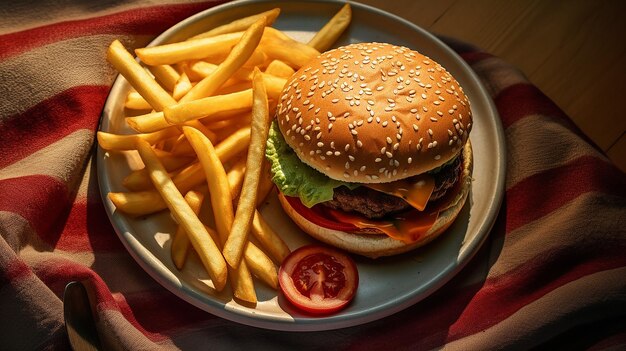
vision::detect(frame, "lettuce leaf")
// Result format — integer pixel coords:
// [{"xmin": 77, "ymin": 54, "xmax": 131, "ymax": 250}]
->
[{"xmin": 265, "ymin": 121, "xmax": 358, "ymax": 207}]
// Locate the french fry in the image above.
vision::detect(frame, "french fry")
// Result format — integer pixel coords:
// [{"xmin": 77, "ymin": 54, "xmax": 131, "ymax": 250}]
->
[
  {"xmin": 147, "ymin": 64, "xmax": 180, "ymax": 92},
  {"xmin": 261, "ymin": 27, "xmax": 321, "ymax": 68},
  {"xmin": 182, "ymin": 127, "xmax": 234, "ymax": 239},
  {"xmin": 182, "ymin": 126, "xmax": 257, "ymax": 303},
  {"xmin": 215, "ymin": 81, "xmax": 253, "ymax": 95},
  {"xmin": 164, "ymin": 89, "xmax": 253, "ymax": 125},
  {"xmin": 172, "ymin": 72, "xmax": 193, "ymax": 100},
  {"xmin": 261, "ymin": 74, "xmax": 288, "ymax": 97},
  {"xmin": 171, "ymin": 190, "xmax": 205, "ymax": 269},
  {"xmin": 227, "ymin": 156, "xmax": 247, "ymax": 200},
  {"xmin": 135, "ymin": 32, "xmax": 244, "ymax": 66},
  {"xmin": 189, "ymin": 61, "xmax": 253, "ymax": 82},
  {"xmin": 265, "ymin": 59, "xmax": 295, "ymax": 78},
  {"xmin": 123, "ymin": 150, "xmax": 193, "ymax": 191},
  {"xmin": 125, "ymin": 111, "xmax": 170, "ymax": 133},
  {"xmin": 180, "ymin": 18, "xmax": 265, "ymax": 103},
  {"xmin": 135, "ymin": 139, "xmax": 227, "ymax": 291},
  {"xmin": 307, "ymin": 3, "xmax": 352, "ymax": 52},
  {"xmin": 223, "ymin": 69, "xmax": 270, "ymax": 268},
  {"xmin": 170, "ymin": 120, "xmax": 219, "ymax": 156},
  {"xmin": 108, "ymin": 191, "xmax": 166, "ymax": 216},
  {"xmin": 189, "ymin": 8, "xmax": 280, "ymax": 40},
  {"xmin": 107, "ymin": 40, "xmax": 177, "ymax": 111},
  {"xmin": 242, "ymin": 241, "xmax": 278, "ymax": 288},
  {"xmin": 97, "ymin": 127, "xmax": 180, "ymax": 151},
  {"xmin": 125, "ymin": 91, "xmax": 153, "ymax": 110},
  {"xmin": 203, "ymin": 110, "xmax": 251, "ymax": 130},
  {"xmin": 261, "ymin": 42, "xmax": 318, "ymax": 69},
  {"xmin": 256, "ymin": 159, "xmax": 275, "ymax": 207},
  {"xmin": 252, "ymin": 210, "xmax": 290, "ymax": 265}
]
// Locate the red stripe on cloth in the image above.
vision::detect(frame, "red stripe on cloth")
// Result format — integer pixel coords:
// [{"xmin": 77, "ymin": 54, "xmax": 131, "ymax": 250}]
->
[
  {"xmin": 56, "ymin": 199, "xmax": 124, "ymax": 253},
  {"xmin": 459, "ymin": 51, "xmax": 495, "ymax": 65},
  {"xmin": 504, "ymin": 155, "xmax": 626, "ymax": 234},
  {"xmin": 0, "ymin": 85, "xmax": 109, "ymax": 169},
  {"xmin": 0, "ymin": 1, "xmax": 226, "ymax": 60},
  {"xmin": 32, "ymin": 256, "xmax": 100, "ymax": 298},
  {"xmin": 0, "ymin": 257, "xmax": 32, "ymax": 288},
  {"xmin": 495, "ymin": 83, "xmax": 570, "ymax": 130},
  {"xmin": 0, "ymin": 175, "xmax": 71, "ymax": 244}
]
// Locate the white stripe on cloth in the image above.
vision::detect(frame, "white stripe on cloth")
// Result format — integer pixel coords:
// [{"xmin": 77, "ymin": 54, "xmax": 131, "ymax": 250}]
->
[
  {"xmin": 0, "ymin": 129, "xmax": 93, "ymax": 182},
  {"xmin": 0, "ymin": 34, "xmax": 152, "ymax": 120},
  {"xmin": 504, "ymin": 114, "xmax": 608, "ymax": 189}
]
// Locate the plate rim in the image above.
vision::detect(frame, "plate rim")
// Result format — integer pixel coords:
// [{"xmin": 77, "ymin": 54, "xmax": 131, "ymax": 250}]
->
[{"xmin": 97, "ymin": 0, "xmax": 506, "ymax": 331}]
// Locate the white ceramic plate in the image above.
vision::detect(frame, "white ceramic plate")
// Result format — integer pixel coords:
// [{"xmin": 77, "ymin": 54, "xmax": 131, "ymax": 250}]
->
[{"xmin": 97, "ymin": 0, "xmax": 506, "ymax": 331}]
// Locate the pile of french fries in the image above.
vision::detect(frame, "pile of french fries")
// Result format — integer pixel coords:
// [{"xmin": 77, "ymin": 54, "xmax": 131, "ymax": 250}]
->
[{"xmin": 97, "ymin": 4, "xmax": 351, "ymax": 304}]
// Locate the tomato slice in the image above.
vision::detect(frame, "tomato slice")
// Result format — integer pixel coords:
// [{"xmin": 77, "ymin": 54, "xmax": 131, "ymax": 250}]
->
[{"xmin": 278, "ymin": 245, "xmax": 358, "ymax": 315}]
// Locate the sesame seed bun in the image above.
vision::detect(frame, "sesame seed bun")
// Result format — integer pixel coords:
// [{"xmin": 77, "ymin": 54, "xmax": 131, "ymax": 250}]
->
[
  {"xmin": 275, "ymin": 42, "xmax": 472, "ymax": 184},
  {"xmin": 277, "ymin": 141, "xmax": 473, "ymax": 258}
]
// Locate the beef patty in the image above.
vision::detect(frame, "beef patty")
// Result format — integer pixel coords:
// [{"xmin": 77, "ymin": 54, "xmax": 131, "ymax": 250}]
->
[{"xmin": 322, "ymin": 154, "xmax": 463, "ymax": 219}]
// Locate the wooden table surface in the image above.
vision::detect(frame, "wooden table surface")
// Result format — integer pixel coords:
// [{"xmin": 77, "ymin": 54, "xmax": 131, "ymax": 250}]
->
[{"xmin": 355, "ymin": 0, "xmax": 626, "ymax": 172}]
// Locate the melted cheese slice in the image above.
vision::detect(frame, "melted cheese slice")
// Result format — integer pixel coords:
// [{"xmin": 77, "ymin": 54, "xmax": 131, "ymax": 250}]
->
[
  {"xmin": 365, "ymin": 174, "xmax": 435, "ymax": 211},
  {"xmin": 328, "ymin": 208, "xmax": 439, "ymax": 244}
]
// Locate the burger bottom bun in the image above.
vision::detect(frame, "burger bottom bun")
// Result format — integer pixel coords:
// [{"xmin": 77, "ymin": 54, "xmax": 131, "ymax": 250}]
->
[{"xmin": 278, "ymin": 141, "xmax": 473, "ymax": 259}]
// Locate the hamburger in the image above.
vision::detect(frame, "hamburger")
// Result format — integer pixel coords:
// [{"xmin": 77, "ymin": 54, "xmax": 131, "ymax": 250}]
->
[{"xmin": 265, "ymin": 42, "xmax": 473, "ymax": 258}]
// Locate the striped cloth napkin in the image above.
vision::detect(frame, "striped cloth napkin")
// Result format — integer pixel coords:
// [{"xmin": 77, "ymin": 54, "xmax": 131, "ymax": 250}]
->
[{"xmin": 1, "ymin": 1, "xmax": 625, "ymax": 350}]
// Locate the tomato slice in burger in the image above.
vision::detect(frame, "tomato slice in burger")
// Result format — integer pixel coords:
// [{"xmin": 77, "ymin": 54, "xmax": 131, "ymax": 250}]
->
[{"xmin": 278, "ymin": 245, "xmax": 358, "ymax": 315}]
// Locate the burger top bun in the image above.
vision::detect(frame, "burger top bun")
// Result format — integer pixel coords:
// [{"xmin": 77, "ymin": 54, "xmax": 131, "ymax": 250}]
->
[{"xmin": 275, "ymin": 42, "xmax": 472, "ymax": 184}]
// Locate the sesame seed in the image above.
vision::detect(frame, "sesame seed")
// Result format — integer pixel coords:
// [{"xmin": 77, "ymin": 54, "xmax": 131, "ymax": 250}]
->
[
  {"xmin": 375, "ymin": 158, "xmax": 382, "ymax": 163},
  {"xmin": 407, "ymin": 157, "xmax": 412, "ymax": 164},
  {"xmin": 351, "ymin": 129, "xmax": 358, "ymax": 135},
  {"xmin": 386, "ymin": 137, "xmax": 393, "ymax": 144},
  {"xmin": 386, "ymin": 151, "xmax": 393, "ymax": 158},
  {"xmin": 357, "ymin": 140, "xmax": 363, "ymax": 148},
  {"xmin": 413, "ymin": 124, "xmax": 419, "ymax": 131},
  {"xmin": 345, "ymin": 162, "xmax": 350, "ymax": 169},
  {"xmin": 428, "ymin": 129, "xmax": 433, "ymax": 136}
]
